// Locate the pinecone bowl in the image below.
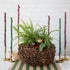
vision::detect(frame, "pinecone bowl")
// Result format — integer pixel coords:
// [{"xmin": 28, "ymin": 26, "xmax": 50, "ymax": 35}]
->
[
  {"xmin": 18, "ymin": 44, "xmax": 56, "ymax": 66},
  {"xmin": 13, "ymin": 18, "xmax": 57, "ymax": 66}
]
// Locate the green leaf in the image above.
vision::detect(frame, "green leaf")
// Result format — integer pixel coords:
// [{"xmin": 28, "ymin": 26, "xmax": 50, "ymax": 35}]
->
[
  {"xmin": 18, "ymin": 24, "xmax": 29, "ymax": 34},
  {"xmin": 13, "ymin": 32, "xmax": 24, "ymax": 40},
  {"xmin": 29, "ymin": 18, "xmax": 34, "ymax": 32},
  {"xmin": 44, "ymin": 34, "xmax": 51, "ymax": 48},
  {"xmin": 39, "ymin": 43, "xmax": 46, "ymax": 52},
  {"xmin": 13, "ymin": 26, "xmax": 19, "ymax": 33},
  {"xmin": 21, "ymin": 19, "xmax": 27, "ymax": 27},
  {"xmin": 49, "ymin": 30, "xmax": 59, "ymax": 35}
]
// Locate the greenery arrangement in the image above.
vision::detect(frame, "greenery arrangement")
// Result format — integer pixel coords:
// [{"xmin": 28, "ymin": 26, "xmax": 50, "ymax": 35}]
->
[{"xmin": 13, "ymin": 18, "xmax": 57, "ymax": 52}]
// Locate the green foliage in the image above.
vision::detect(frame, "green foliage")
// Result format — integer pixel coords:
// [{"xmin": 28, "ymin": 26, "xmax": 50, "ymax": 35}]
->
[
  {"xmin": 13, "ymin": 18, "xmax": 40, "ymax": 45},
  {"xmin": 38, "ymin": 25, "xmax": 52, "ymax": 52},
  {"xmin": 13, "ymin": 18, "xmax": 58, "ymax": 52}
]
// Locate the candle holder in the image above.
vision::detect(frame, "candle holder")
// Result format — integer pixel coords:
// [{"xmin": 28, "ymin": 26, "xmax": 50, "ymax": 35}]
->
[
  {"xmin": 62, "ymin": 47, "xmax": 69, "ymax": 61},
  {"xmin": 0, "ymin": 46, "xmax": 10, "ymax": 61},
  {"xmin": 8, "ymin": 53, "xmax": 16, "ymax": 62},
  {"xmin": 56, "ymin": 53, "xmax": 64, "ymax": 63}
]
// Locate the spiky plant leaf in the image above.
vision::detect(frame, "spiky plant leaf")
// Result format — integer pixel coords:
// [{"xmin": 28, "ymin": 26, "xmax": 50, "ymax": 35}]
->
[
  {"xmin": 13, "ymin": 26, "xmax": 19, "ymax": 33},
  {"xmin": 21, "ymin": 19, "xmax": 27, "ymax": 27},
  {"xmin": 49, "ymin": 30, "xmax": 59, "ymax": 35},
  {"xmin": 29, "ymin": 18, "xmax": 34, "ymax": 32},
  {"xmin": 39, "ymin": 43, "xmax": 46, "ymax": 52}
]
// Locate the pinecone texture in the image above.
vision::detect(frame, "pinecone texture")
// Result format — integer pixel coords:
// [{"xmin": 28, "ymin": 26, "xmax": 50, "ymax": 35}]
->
[{"xmin": 18, "ymin": 44, "xmax": 56, "ymax": 66}]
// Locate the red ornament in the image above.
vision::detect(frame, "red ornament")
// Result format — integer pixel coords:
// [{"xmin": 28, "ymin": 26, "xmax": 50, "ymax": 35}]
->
[{"xmin": 35, "ymin": 44, "xmax": 40, "ymax": 47}]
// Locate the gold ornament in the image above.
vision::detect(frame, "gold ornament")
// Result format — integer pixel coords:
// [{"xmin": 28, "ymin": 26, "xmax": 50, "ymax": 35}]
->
[{"xmin": 37, "ymin": 38, "xmax": 42, "ymax": 43}]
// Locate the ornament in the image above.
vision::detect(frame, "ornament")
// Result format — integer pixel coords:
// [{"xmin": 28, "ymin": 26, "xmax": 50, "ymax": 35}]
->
[
  {"xmin": 37, "ymin": 38, "xmax": 42, "ymax": 43},
  {"xmin": 31, "ymin": 42, "xmax": 35, "ymax": 46}
]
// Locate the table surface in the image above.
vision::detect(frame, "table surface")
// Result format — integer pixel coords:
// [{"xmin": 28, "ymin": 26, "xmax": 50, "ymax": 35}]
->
[{"xmin": 0, "ymin": 56, "xmax": 70, "ymax": 70}]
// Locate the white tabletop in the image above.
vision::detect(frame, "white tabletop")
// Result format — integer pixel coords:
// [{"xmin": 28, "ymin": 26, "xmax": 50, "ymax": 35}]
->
[
  {"xmin": 56, "ymin": 56, "xmax": 70, "ymax": 70},
  {"xmin": 0, "ymin": 56, "xmax": 70, "ymax": 70}
]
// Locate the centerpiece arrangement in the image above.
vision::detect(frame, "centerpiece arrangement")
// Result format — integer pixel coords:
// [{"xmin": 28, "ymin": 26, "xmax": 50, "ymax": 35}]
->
[{"xmin": 13, "ymin": 18, "xmax": 56, "ymax": 66}]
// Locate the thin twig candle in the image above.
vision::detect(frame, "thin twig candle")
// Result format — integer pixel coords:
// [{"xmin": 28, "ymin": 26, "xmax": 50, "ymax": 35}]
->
[
  {"xmin": 59, "ymin": 18, "xmax": 61, "ymax": 55},
  {"xmin": 17, "ymin": 4, "xmax": 20, "ymax": 47},
  {"xmin": 64, "ymin": 11, "xmax": 66, "ymax": 50},
  {"xmin": 48, "ymin": 15, "xmax": 50, "ymax": 34},
  {"xmin": 62, "ymin": 11, "xmax": 69, "ymax": 60},
  {"xmin": 56, "ymin": 18, "xmax": 63, "ymax": 63},
  {"xmin": 10, "ymin": 17, "xmax": 13, "ymax": 61},
  {"xmin": 4, "ymin": 12, "xmax": 6, "ymax": 60},
  {"xmin": 1, "ymin": 12, "xmax": 9, "ymax": 61}
]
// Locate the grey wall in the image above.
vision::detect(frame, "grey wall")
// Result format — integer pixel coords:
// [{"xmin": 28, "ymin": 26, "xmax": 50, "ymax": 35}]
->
[{"xmin": 0, "ymin": 0, "xmax": 70, "ymax": 58}]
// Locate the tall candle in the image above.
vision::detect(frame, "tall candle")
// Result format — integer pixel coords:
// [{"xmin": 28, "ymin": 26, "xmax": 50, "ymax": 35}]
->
[
  {"xmin": 10, "ymin": 17, "xmax": 13, "ymax": 54},
  {"xmin": 4, "ymin": 12, "xmax": 6, "ymax": 58},
  {"xmin": 64, "ymin": 11, "xmax": 66, "ymax": 48},
  {"xmin": 17, "ymin": 4, "xmax": 20, "ymax": 47},
  {"xmin": 59, "ymin": 18, "xmax": 61, "ymax": 54},
  {"xmin": 48, "ymin": 15, "xmax": 50, "ymax": 34}
]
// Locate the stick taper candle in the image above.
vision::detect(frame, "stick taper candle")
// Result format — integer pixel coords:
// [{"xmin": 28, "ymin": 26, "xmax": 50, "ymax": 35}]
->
[
  {"xmin": 48, "ymin": 15, "xmax": 50, "ymax": 34},
  {"xmin": 10, "ymin": 17, "xmax": 13, "ymax": 61},
  {"xmin": 0, "ymin": 12, "xmax": 9, "ymax": 61},
  {"xmin": 59, "ymin": 18, "xmax": 61, "ymax": 55},
  {"xmin": 62, "ymin": 11, "xmax": 69, "ymax": 60},
  {"xmin": 56, "ymin": 18, "xmax": 63, "ymax": 63},
  {"xmin": 17, "ymin": 4, "xmax": 20, "ymax": 47},
  {"xmin": 4, "ymin": 12, "xmax": 6, "ymax": 60}
]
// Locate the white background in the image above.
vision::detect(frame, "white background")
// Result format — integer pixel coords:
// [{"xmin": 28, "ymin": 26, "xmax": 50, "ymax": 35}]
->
[{"xmin": 0, "ymin": 0, "xmax": 70, "ymax": 59}]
